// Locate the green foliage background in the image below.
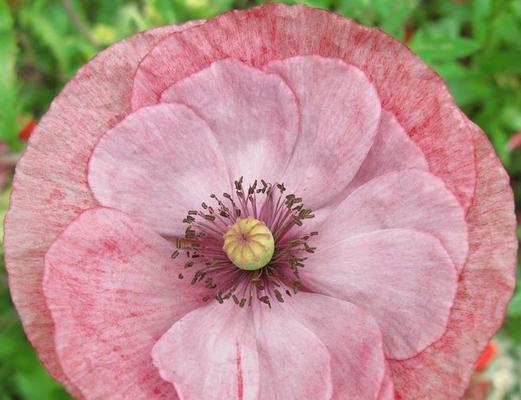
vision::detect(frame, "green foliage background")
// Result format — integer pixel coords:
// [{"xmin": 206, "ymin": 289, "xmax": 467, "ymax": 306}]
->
[{"xmin": 0, "ymin": 0, "xmax": 520, "ymax": 398}]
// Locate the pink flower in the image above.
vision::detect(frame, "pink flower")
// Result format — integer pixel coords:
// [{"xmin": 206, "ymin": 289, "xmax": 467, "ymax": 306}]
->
[
  {"xmin": 5, "ymin": 4, "xmax": 517, "ymax": 400},
  {"xmin": 475, "ymin": 341, "xmax": 497, "ymax": 372},
  {"xmin": 18, "ymin": 118, "xmax": 37, "ymax": 140},
  {"xmin": 506, "ymin": 131, "xmax": 521, "ymax": 151}
]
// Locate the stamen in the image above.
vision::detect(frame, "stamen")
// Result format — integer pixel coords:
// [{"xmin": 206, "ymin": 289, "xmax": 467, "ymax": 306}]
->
[{"xmin": 175, "ymin": 178, "xmax": 317, "ymax": 307}]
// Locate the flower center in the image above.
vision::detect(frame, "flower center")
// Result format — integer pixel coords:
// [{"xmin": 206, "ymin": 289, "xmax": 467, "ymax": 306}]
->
[
  {"xmin": 174, "ymin": 178, "xmax": 317, "ymax": 307},
  {"xmin": 223, "ymin": 217, "xmax": 275, "ymax": 271}
]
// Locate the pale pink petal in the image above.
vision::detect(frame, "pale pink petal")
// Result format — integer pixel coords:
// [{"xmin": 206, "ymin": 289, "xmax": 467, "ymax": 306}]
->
[
  {"xmin": 156, "ymin": 294, "xmax": 388, "ymax": 400},
  {"xmin": 278, "ymin": 293, "xmax": 388, "ymax": 400},
  {"xmin": 43, "ymin": 207, "xmax": 206, "ymax": 399},
  {"xmin": 376, "ymin": 368, "xmax": 395, "ymax": 400},
  {"xmin": 152, "ymin": 302, "xmax": 259, "ymax": 400},
  {"xmin": 300, "ymin": 229, "xmax": 458, "ymax": 360},
  {"xmin": 3, "ymin": 22, "xmax": 200, "ymax": 394},
  {"xmin": 506, "ymin": 131, "xmax": 521, "ymax": 150},
  {"xmin": 253, "ymin": 302, "xmax": 332, "ymax": 400},
  {"xmin": 263, "ymin": 55, "xmax": 380, "ymax": 207},
  {"xmin": 131, "ymin": 4, "xmax": 475, "ymax": 211},
  {"xmin": 161, "ymin": 58, "xmax": 299, "ymax": 184},
  {"xmin": 389, "ymin": 126, "xmax": 517, "ymax": 399},
  {"xmin": 344, "ymin": 110, "xmax": 429, "ymax": 196},
  {"xmin": 88, "ymin": 103, "xmax": 231, "ymax": 236},
  {"xmin": 315, "ymin": 169, "xmax": 468, "ymax": 270}
]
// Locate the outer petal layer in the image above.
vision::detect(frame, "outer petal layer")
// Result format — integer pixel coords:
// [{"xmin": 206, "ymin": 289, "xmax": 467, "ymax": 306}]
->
[
  {"xmin": 43, "ymin": 208, "xmax": 206, "ymax": 399},
  {"xmin": 263, "ymin": 56, "xmax": 381, "ymax": 207},
  {"xmin": 161, "ymin": 58, "xmax": 299, "ymax": 184},
  {"xmin": 88, "ymin": 103, "xmax": 231, "ymax": 236},
  {"xmin": 389, "ymin": 128, "xmax": 517, "ymax": 398},
  {"xmin": 4, "ymin": 23, "xmax": 200, "ymax": 394},
  {"xmin": 153, "ymin": 302, "xmax": 259, "ymax": 400},
  {"xmin": 132, "ymin": 4, "xmax": 476, "ymax": 210},
  {"xmin": 301, "ymin": 229, "xmax": 457, "ymax": 360}
]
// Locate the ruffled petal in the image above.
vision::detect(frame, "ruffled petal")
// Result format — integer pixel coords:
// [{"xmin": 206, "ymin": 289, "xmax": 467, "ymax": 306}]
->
[
  {"xmin": 131, "ymin": 4, "xmax": 475, "ymax": 211},
  {"xmin": 389, "ymin": 127, "xmax": 517, "ymax": 399},
  {"xmin": 376, "ymin": 368, "xmax": 395, "ymax": 400},
  {"xmin": 155, "ymin": 293, "xmax": 388, "ymax": 400},
  {"xmin": 263, "ymin": 55, "xmax": 380, "ymax": 207},
  {"xmin": 152, "ymin": 302, "xmax": 259, "ymax": 400},
  {"xmin": 88, "ymin": 103, "xmax": 231, "ymax": 236},
  {"xmin": 3, "ymin": 23, "xmax": 200, "ymax": 394},
  {"xmin": 301, "ymin": 229, "xmax": 458, "ymax": 360},
  {"xmin": 275, "ymin": 293, "xmax": 388, "ymax": 400},
  {"xmin": 252, "ymin": 302, "xmax": 332, "ymax": 400},
  {"xmin": 161, "ymin": 58, "xmax": 299, "ymax": 184},
  {"xmin": 344, "ymin": 110, "xmax": 429, "ymax": 196},
  {"xmin": 43, "ymin": 208, "xmax": 206, "ymax": 399},
  {"xmin": 316, "ymin": 169, "xmax": 468, "ymax": 270}
]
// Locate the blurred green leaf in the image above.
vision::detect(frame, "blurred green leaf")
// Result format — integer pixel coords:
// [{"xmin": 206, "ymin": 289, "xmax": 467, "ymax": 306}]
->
[
  {"xmin": 339, "ymin": 0, "xmax": 418, "ymax": 38},
  {"xmin": 147, "ymin": 0, "xmax": 179, "ymax": 23},
  {"xmin": 300, "ymin": 0, "xmax": 333, "ymax": 7},
  {"xmin": 0, "ymin": 322, "xmax": 71, "ymax": 399},
  {"xmin": 503, "ymin": 316, "xmax": 521, "ymax": 344},
  {"xmin": 410, "ymin": 34, "xmax": 481, "ymax": 61},
  {"xmin": 481, "ymin": 48, "xmax": 521, "ymax": 74},
  {"xmin": 509, "ymin": 291, "xmax": 521, "ymax": 317},
  {"xmin": 0, "ymin": 0, "xmax": 22, "ymax": 149},
  {"xmin": 115, "ymin": 3, "xmax": 148, "ymax": 38},
  {"xmin": 373, "ymin": 0, "xmax": 418, "ymax": 38},
  {"xmin": 471, "ymin": 0, "xmax": 492, "ymax": 44},
  {"xmin": 27, "ymin": 14, "xmax": 71, "ymax": 72}
]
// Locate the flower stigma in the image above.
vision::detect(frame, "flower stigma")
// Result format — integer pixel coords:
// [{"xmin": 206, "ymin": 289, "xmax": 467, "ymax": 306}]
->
[
  {"xmin": 173, "ymin": 178, "xmax": 318, "ymax": 308},
  {"xmin": 223, "ymin": 218, "xmax": 275, "ymax": 271}
]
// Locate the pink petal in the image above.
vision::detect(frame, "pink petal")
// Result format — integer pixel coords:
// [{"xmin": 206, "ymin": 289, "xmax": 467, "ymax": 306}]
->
[
  {"xmin": 43, "ymin": 207, "xmax": 206, "ymax": 399},
  {"xmin": 263, "ymin": 56, "xmax": 380, "ymax": 207},
  {"xmin": 376, "ymin": 368, "xmax": 395, "ymax": 400},
  {"xmin": 276, "ymin": 293, "xmax": 388, "ymax": 400},
  {"xmin": 253, "ymin": 302, "xmax": 333, "ymax": 400},
  {"xmin": 88, "ymin": 103, "xmax": 231, "ymax": 236},
  {"xmin": 316, "ymin": 169, "xmax": 468, "ymax": 270},
  {"xmin": 131, "ymin": 4, "xmax": 475, "ymax": 211},
  {"xmin": 3, "ymin": 22, "xmax": 200, "ymax": 394},
  {"xmin": 344, "ymin": 110, "xmax": 429, "ymax": 196},
  {"xmin": 506, "ymin": 131, "xmax": 521, "ymax": 150},
  {"xmin": 161, "ymin": 58, "xmax": 299, "ymax": 184},
  {"xmin": 152, "ymin": 302, "xmax": 259, "ymax": 400},
  {"xmin": 154, "ymin": 293, "xmax": 389, "ymax": 400},
  {"xmin": 301, "ymin": 229, "xmax": 458, "ymax": 360},
  {"xmin": 389, "ymin": 126, "xmax": 517, "ymax": 398}
]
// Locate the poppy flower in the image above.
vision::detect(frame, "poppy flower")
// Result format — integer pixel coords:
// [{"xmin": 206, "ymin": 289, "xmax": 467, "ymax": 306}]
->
[
  {"xmin": 507, "ymin": 131, "xmax": 521, "ymax": 151},
  {"xmin": 18, "ymin": 119, "xmax": 37, "ymax": 141},
  {"xmin": 4, "ymin": 4, "xmax": 517, "ymax": 399},
  {"xmin": 475, "ymin": 341, "xmax": 497, "ymax": 372}
]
